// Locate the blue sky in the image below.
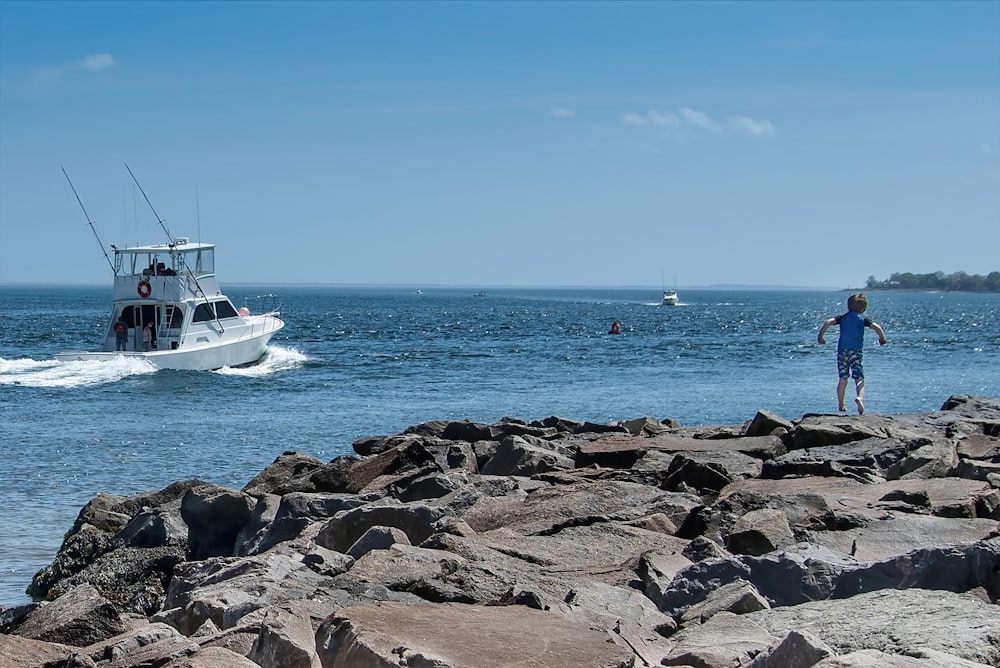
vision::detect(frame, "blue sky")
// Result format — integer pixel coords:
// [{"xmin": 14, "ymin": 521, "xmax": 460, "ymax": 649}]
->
[{"xmin": 1, "ymin": 1, "xmax": 998, "ymax": 288}]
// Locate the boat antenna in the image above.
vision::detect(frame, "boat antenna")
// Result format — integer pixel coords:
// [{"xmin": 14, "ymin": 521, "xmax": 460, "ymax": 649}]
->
[
  {"xmin": 124, "ymin": 162, "xmax": 175, "ymax": 245},
  {"xmin": 195, "ymin": 185, "xmax": 201, "ymax": 245},
  {"xmin": 61, "ymin": 166, "xmax": 117, "ymax": 275}
]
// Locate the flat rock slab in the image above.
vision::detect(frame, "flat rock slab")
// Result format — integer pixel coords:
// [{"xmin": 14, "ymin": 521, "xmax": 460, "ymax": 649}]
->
[
  {"xmin": 317, "ymin": 600, "xmax": 634, "ymax": 668},
  {"xmin": 719, "ymin": 476, "xmax": 992, "ymax": 518},
  {"xmin": 663, "ymin": 588, "xmax": 1000, "ymax": 667},
  {"xmin": 0, "ymin": 633, "xmax": 76, "ymax": 667},
  {"xmin": 808, "ymin": 511, "xmax": 999, "ymax": 562}
]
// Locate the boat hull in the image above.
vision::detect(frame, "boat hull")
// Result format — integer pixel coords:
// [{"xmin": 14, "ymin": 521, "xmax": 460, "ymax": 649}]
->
[{"xmin": 55, "ymin": 328, "xmax": 279, "ymax": 371}]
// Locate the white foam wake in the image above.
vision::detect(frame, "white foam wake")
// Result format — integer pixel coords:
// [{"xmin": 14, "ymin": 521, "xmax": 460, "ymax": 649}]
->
[
  {"xmin": 0, "ymin": 356, "xmax": 158, "ymax": 388},
  {"xmin": 212, "ymin": 345, "xmax": 307, "ymax": 377}
]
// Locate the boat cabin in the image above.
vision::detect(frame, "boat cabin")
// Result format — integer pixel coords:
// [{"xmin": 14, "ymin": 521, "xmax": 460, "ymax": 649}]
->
[{"xmin": 102, "ymin": 239, "xmax": 244, "ymax": 353}]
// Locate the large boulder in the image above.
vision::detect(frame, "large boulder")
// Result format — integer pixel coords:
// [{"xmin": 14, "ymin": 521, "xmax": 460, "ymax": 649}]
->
[
  {"xmin": 180, "ymin": 485, "xmax": 256, "ymax": 560},
  {"xmin": 10, "ymin": 584, "xmax": 130, "ymax": 647},
  {"xmin": 315, "ymin": 600, "xmax": 635, "ymax": 667}
]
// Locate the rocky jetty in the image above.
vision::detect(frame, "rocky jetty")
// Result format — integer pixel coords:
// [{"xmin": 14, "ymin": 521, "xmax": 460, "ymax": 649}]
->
[{"xmin": 3, "ymin": 394, "xmax": 999, "ymax": 668}]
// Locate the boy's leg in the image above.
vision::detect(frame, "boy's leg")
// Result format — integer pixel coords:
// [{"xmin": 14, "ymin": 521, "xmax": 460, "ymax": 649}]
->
[
  {"xmin": 852, "ymin": 351, "xmax": 865, "ymax": 415},
  {"xmin": 836, "ymin": 350, "xmax": 851, "ymax": 411}
]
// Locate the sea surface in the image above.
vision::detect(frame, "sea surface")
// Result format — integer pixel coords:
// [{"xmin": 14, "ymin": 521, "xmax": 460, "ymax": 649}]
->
[{"xmin": 1, "ymin": 285, "xmax": 998, "ymax": 606}]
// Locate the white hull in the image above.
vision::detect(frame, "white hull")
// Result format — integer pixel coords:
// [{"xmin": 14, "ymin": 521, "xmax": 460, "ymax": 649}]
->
[
  {"xmin": 55, "ymin": 327, "xmax": 277, "ymax": 370},
  {"xmin": 52, "ymin": 233, "xmax": 284, "ymax": 371},
  {"xmin": 662, "ymin": 290, "xmax": 679, "ymax": 306}
]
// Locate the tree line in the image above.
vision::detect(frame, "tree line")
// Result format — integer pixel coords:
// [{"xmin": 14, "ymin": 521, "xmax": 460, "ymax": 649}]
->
[{"xmin": 866, "ymin": 271, "xmax": 1000, "ymax": 292}]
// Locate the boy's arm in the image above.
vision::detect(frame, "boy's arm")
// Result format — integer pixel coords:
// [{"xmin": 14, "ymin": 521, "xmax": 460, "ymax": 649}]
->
[
  {"xmin": 870, "ymin": 321, "xmax": 887, "ymax": 345},
  {"xmin": 817, "ymin": 317, "xmax": 836, "ymax": 344}
]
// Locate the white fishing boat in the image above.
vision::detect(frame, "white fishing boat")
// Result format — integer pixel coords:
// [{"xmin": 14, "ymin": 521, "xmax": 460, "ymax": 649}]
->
[
  {"xmin": 54, "ymin": 166, "xmax": 284, "ymax": 370},
  {"xmin": 55, "ymin": 238, "xmax": 284, "ymax": 370},
  {"xmin": 661, "ymin": 289, "xmax": 679, "ymax": 306}
]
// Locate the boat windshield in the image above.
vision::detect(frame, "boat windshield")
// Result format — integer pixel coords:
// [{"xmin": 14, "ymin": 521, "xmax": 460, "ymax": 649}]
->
[{"xmin": 115, "ymin": 246, "xmax": 215, "ymax": 278}]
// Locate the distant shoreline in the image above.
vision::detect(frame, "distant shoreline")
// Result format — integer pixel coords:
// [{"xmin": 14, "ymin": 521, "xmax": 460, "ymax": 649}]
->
[{"xmin": 844, "ymin": 287, "xmax": 1000, "ymax": 294}]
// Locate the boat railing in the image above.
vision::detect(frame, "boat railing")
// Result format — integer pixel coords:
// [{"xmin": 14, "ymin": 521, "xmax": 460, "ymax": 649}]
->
[{"xmin": 240, "ymin": 294, "xmax": 281, "ymax": 317}]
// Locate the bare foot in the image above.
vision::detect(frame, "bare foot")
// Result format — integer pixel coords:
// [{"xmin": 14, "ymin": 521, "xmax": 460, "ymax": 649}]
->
[{"xmin": 855, "ymin": 398, "xmax": 865, "ymax": 415}]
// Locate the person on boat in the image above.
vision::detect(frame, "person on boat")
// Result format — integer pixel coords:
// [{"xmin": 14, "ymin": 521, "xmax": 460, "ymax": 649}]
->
[
  {"xmin": 114, "ymin": 319, "xmax": 129, "ymax": 351},
  {"xmin": 817, "ymin": 292, "xmax": 887, "ymax": 415},
  {"xmin": 608, "ymin": 320, "xmax": 621, "ymax": 335},
  {"xmin": 143, "ymin": 322, "xmax": 154, "ymax": 351}
]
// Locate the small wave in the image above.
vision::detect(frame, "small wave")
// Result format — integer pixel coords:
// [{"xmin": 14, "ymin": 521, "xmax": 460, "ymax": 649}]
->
[
  {"xmin": 0, "ymin": 356, "xmax": 157, "ymax": 388},
  {"xmin": 213, "ymin": 345, "xmax": 307, "ymax": 377}
]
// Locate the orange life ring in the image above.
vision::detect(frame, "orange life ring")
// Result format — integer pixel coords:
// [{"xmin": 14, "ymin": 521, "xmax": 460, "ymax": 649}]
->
[{"xmin": 137, "ymin": 280, "xmax": 152, "ymax": 298}]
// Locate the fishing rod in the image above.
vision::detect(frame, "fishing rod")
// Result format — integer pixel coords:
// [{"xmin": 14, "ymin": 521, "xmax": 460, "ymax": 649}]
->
[
  {"xmin": 124, "ymin": 162, "xmax": 175, "ymax": 246},
  {"xmin": 61, "ymin": 166, "xmax": 117, "ymax": 275},
  {"xmin": 123, "ymin": 164, "xmax": 224, "ymax": 333}
]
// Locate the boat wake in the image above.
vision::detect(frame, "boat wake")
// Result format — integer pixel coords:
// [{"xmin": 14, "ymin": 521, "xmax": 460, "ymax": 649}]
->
[
  {"xmin": 213, "ymin": 345, "xmax": 307, "ymax": 377},
  {"xmin": 0, "ymin": 356, "xmax": 157, "ymax": 388}
]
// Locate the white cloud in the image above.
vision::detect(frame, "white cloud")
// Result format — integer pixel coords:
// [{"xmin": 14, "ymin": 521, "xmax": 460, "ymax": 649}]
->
[
  {"xmin": 649, "ymin": 110, "xmax": 681, "ymax": 127},
  {"xmin": 731, "ymin": 115, "xmax": 777, "ymax": 138},
  {"xmin": 549, "ymin": 107, "xmax": 576, "ymax": 119},
  {"xmin": 81, "ymin": 54, "xmax": 117, "ymax": 71},
  {"xmin": 621, "ymin": 107, "xmax": 776, "ymax": 141},
  {"xmin": 680, "ymin": 107, "xmax": 720, "ymax": 132},
  {"xmin": 33, "ymin": 53, "xmax": 118, "ymax": 85},
  {"xmin": 621, "ymin": 110, "xmax": 680, "ymax": 127}
]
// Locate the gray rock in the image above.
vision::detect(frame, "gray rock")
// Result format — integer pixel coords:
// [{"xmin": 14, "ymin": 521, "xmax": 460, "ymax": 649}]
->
[
  {"xmin": 682, "ymin": 536, "xmax": 731, "ymax": 562},
  {"xmin": 240, "ymin": 491, "xmax": 376, "ymax": 556},
  {"xmin": 314, "ymin": 501, "xmax": 446, "ymax": 553},
  {"xmin": 751, "ymin": 588, "xmax": 1000, "ymax": 665},
  {"xmin": 161, "ymin": 645, "xmax": 263, "ymax": 667},
  {"xmin": 660, "ymin": 610, "xmax": 775, "ymax": 667},
  {"xmin": 725, "ymin": 508, "xmax": 795, "ymax": 556},
  {"xmin": 745, "ymin": 410, "xmax": 794, "ymax": 437},
  {"xmin": 74, "ymin": 622, "xmax": 198, "ymax": 667},
  {"xmin": 180, "ymin": 485, "xmax": 256, "ymax": 560},
  {"xmin": 679, "ymin": 578, "xmax": 770, "ymax": 625},
  {"xmin": 242, "ymin": 451, "xmax": 328, "ymax": 495},
  {"xmin": 833, "ymin": 536, "xmax": 1000, "ymax": 600},
  {"xmin": 747, "ymin": 629, "xmax": 835, "ymax": 668},
  {"xmin": 346, "ymin": 526, "xmax": 412, "ymax": 559},
  {"xmin": 813, "ymin": 648, "xmax": 991, "ymax": 667},
  {"xmin": 805, "ymin": 511, "xmax": 998, "ymax": 563},
  {"xmin": 249, "ymin": 602, "xmax": 323, "ymax": 668},
  {"xmin": 480, "ymin": 435, "xmax": 575, "ymax": 476},
  {"xmin": 11, "ymin": 584, "xmax": 130, "ymax": 647},
  {"xmin": 0, "ymin": 633, "xmax": 75, "ymax": 667},
  {"xmin": 762, "ymin": 437, "xmax": 911, "ymax": 482},
  {"xmin": 158, "ymin": 546, "xmax": 331, "ymax": 635},
  {"xmin": 113, "ymin": 500, "xmax": 189, "ymax": 550},
  {"xmin": 315, "ymin": 600, "xmax": 635, "ymax": 668},
  {"xmin": 46, "ymin": 545, "xmax": 186, "ymax": 615},
  {"xmin": 886, "ymin": 438, "xmax": 957, "ymax": 480}
]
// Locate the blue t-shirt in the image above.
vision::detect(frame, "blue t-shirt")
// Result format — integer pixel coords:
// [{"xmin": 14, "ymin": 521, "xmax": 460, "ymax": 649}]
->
[{"xmin": 835, "ymin": 311, "xmax": 873, "ymax": 351}]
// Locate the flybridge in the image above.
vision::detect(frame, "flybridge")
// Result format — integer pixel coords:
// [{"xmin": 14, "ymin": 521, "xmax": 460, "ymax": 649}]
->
[
  {"xmin": 112, "ymin": 240, "xmax": 216, "ymax": 280},
  {"xmin": 56, "ymin": 165, "xmax": 285, "ymax": 370}
]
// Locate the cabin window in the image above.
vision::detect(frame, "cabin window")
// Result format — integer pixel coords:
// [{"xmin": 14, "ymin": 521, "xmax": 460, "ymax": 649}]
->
[
  {"xmin": 193, "ymin": 249, "xmax": 215, "ymax": 275},
  {"xmin": 192, "ymin": 303, "xmax": 216, "ymax": 323},
  {"xmin": 215, "ymin": 300, "xmax": 239, "ymax": 319}
]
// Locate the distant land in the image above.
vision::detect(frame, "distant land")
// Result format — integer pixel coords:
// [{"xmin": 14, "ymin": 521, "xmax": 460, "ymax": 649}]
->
[{"xmin": 865, "ymin": 271, "xmax": 1000, "ymax": 293}]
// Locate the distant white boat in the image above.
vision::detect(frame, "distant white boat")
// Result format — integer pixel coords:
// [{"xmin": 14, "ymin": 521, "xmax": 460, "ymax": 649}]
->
[
  {"xmin": 661, "ymin": 289, "xmax": 679, "ymax": 306},
  {"xmin": 55, "ymin": 238, "xmax": 284, "ymax": 370}
]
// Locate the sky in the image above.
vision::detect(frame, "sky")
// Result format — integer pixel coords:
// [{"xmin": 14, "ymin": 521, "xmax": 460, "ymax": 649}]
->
[{"xmin": 1, "ymin": 1, "xmax": 998, "ymax": 289}]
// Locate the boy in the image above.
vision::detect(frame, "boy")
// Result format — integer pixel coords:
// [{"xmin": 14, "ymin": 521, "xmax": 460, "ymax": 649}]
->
[{"xmin": 818, "ymin": 293, "xmax": 886, "ymax": 415}]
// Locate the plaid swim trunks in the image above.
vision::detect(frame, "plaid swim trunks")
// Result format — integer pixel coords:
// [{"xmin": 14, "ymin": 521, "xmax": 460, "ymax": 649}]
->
[{"xmin": 837, "ymin": 349, "xmax": 864, "ymax": 380}]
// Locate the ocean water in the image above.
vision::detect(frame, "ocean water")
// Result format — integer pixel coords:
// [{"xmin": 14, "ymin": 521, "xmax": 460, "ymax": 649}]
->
[{"xmin": 1, "ymin": 285, "xmax": 998, "ymax": 605}]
